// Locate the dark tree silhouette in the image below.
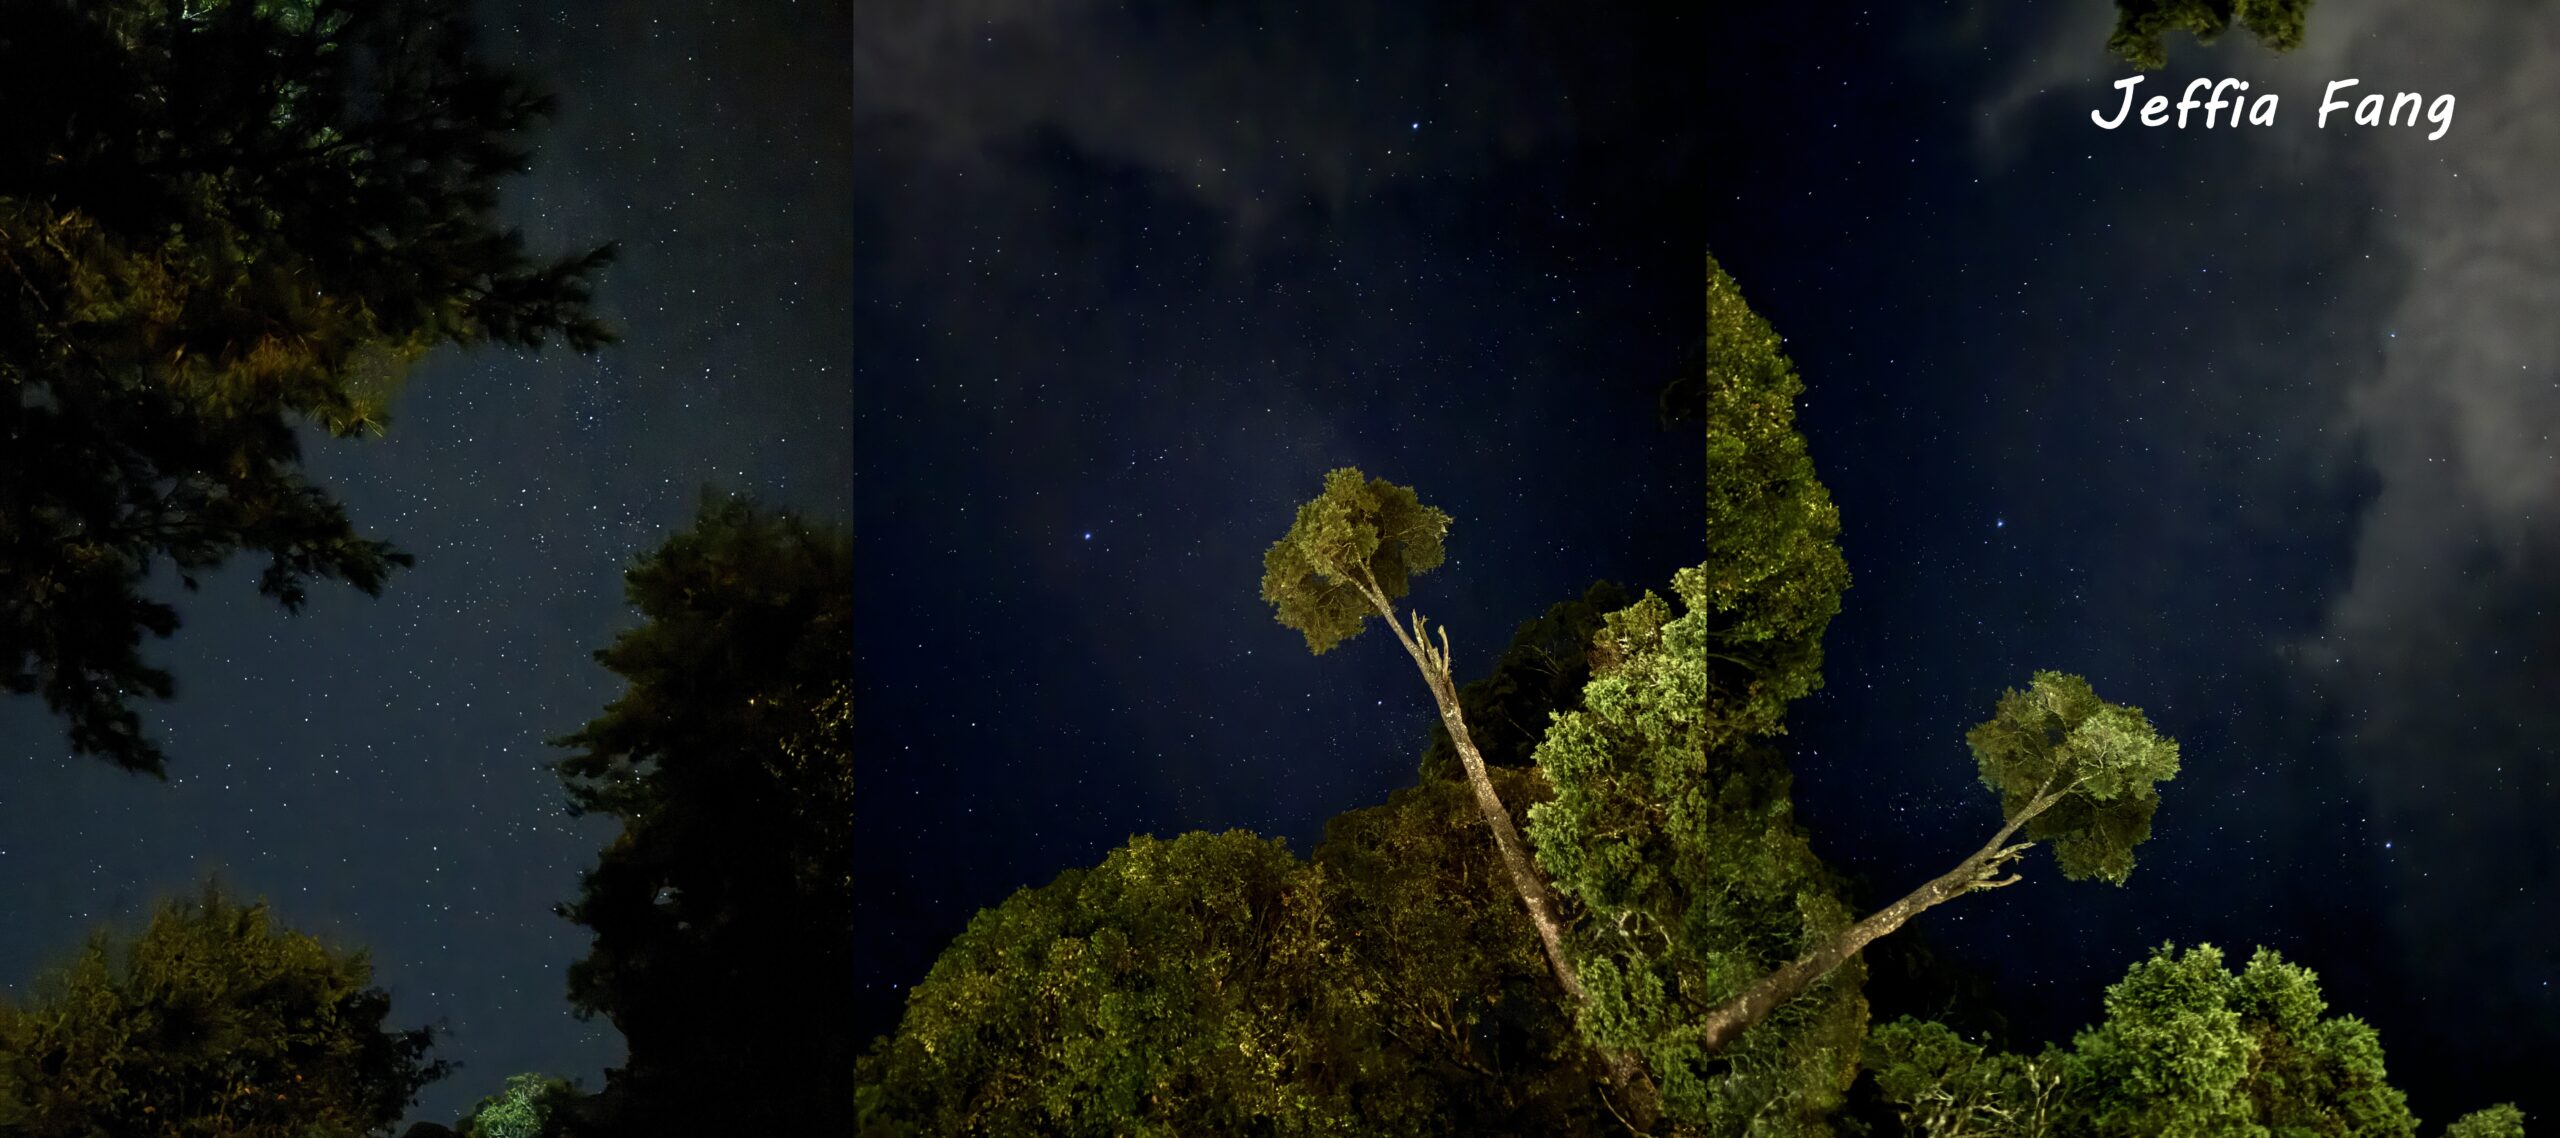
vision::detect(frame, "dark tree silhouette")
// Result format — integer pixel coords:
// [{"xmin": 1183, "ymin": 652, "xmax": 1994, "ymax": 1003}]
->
[
  {"xmin": 0, "ymin": 0, "xmax": 612, "ymax": 775},
  {"xmin": 551, "ymin": 494, "xmax": 852, "ymax": 1137},
  {"xmin": 0, "ymin": 885, "xmax": 445, "ymax": 1137}
]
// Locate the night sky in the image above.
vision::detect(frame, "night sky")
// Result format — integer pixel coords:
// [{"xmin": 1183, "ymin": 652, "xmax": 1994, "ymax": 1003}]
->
[
  {"xmin": 862, "ymin": 0, "xmax": 2560, "ymax": 1128},
  {"xmin": 0, "ymin": 2, "xmax": 850, "ymax": 1127}
]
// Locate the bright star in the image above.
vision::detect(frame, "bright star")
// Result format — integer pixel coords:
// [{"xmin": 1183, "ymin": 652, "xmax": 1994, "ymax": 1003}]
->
[
  {"xmin": 1082, "ymin": 532, "xmax": 1092, "ymax": 541},
  {"xmin": 1409, "ymin": 121, "xmax": 1419, "ymax": 130},
  {"xmin": 1995, "ymin": 518, "xmax": 2006, "ymax": 529}
]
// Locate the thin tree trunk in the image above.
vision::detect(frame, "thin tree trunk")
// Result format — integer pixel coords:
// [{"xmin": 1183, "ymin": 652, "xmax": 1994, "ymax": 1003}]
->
[
  {"xmin": 1355, "ymin": 575, "xmax": 1585, "ymax": 1003},
  {"xmin": 1352, "ymin": 573, "xmax": 1661, "ymax": 1126},
  {"xmin": 1694, "ymin": 783, "xmax": 2066, "ymax": 1053}
]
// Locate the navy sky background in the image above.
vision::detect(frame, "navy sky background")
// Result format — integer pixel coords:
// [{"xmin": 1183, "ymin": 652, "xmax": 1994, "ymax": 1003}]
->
[
  {"xmin": 861, "ymin": 0, "xmax": 2560, "ymax": 1126},
  {"xmin": 0, "ymin": 1, "xmax": 850, "ymax": 1127}
]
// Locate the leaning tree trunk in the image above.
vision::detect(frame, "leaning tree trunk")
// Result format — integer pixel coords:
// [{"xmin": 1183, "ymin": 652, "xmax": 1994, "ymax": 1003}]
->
[
  {"xmin": 1355, "ymin": 576, "xmax": 1586, "ymax": 1003},
  {"xmin": 1694, "ymin": 783, "xmax": 2066, "ymax": 1052},
  {"xmin": 1352, "ymin": 573, "xmax": 1664, "ymax": 1125}
]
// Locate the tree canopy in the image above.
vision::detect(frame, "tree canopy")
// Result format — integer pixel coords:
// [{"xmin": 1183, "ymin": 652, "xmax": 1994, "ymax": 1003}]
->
[
  {"xmin": 0, "ymin": 886, "xmax": 444, "ymax": 1137},
  {"xmin": 1527, "ymin": 569, "xmax": 1868, "ymax": 1133},
  {"xmin": 860, "ymin": 253, "xmax": 2524, "ymax": 1137},
  {"xmin": 855, "ymin": 780, "xmax": 1625, "ymax": 1137},
  {"xmin": 453, "ymin": 1073, "xmax": 576, "ymax": 1138},
  {"xmin": 2107, "ymin": 0, "xmax": 2314, "ymax": 69},
  {"xmin": 1260, "ymin": 467, "xmax": 1451, "ymax": 656},
  {"xmin": 550, "ymin": 494, "xmax": 853, "ymax": 1136},
  {"xmin": 854, "ymin": 830, "xmax": 1346, "ymax": 1137},
  {"xmin": 1867, "ymin": 943, "xmax": 2519, "ymax": 1138},
  {"xmin": 0, "ymin": 0, "xmax": 612, "ymax": 775},
  {"xmin": 1701, "ymin": 254, "xmax": 1847, "ymax": 757},
  {"xmin": 1965, "ymin": 671, "xmax": 2180, "ymax": 886}
]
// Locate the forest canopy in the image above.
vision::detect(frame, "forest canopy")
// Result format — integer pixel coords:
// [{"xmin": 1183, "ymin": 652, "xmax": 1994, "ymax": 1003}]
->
[{"xmin": 852, "ymin": 253, "xmax": 2520, "ymax": 1137}]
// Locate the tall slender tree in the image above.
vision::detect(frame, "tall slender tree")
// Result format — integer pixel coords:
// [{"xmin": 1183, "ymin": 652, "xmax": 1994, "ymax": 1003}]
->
[
  {"xmin": 0, "ymin": 0, "xmax": 613, "ymax": 775},
  {"xmin": 1260, "ymin": 471, "xmax": 1667, "ymax": 1119},
  {"xmin": 551, "ymin": 495, "xmax": 852, "ymax": 1137},
  {"xmin": 1260, "ymin": 470, "xmax": 1584, "ymax": 1000}
]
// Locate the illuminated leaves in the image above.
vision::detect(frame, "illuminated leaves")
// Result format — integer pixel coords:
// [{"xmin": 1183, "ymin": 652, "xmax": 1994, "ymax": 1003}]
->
[
  {"xmin": 1259, "ymin": 467, "xmax": 1449, "ymax": 655},
  {"xmin": 1964, "ymin": 672, "xmax": 2181, "ymax": 885}
]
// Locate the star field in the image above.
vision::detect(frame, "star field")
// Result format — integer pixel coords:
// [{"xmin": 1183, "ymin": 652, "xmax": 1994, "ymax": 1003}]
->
[{"xmin": 0, "ymin": 3, "xmax": 850, "ymax": 1127}]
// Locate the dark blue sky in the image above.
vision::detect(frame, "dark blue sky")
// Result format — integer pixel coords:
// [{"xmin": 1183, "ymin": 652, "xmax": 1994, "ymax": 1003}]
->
[
  {"xmin": 0, "ymin": 2, "xmax": 850, "ymax": 1126},
  {"xmin": 857, "ymin": 0, "xmax": 2557, "ymax": 1127}
]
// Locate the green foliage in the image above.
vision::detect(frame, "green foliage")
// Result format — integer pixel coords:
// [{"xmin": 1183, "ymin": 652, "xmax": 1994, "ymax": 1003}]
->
[
  {"xmin": 1418, "ymin": 580, "xmax": 1631, "ymax": 780},
  {"xmin": 1260, "ymin": 467, "xmax": 1450, "ymax": 655},
  {"xmin": 2444, "ymin": 1105, "xmax": 2527, "ymax": 1138},
  {"xmin": 0, "ymin": 885, "xmax": 444, "ymax": 1137},
  {"xmin": 1527, "ymin": 569, "xmax": 1866, "ymax": 1133},
  {"xmin": 1868, "ymin": 945, "xmax": 2437, "ymax": 1138},
  {"xmin": 2108, "ymin": 0, "xmax": 2313, "ymax": 69},
  {"xmin": 1701, "ymin": 255, "xmax": 1847, "ymax": 757},
  {"xmin": 1514, "ymin": 258, "xmax": 1867, "ymax": 1132},
  {"xmin": 0, "ymin": 0, "xmax": 612, "ymax": 775},
  {"xmin": 859, "ymin": 779, "xmax": 1623, "ymax": 1138},
  {"xmin": 856, "ymin": 831, "xmax": 1349, "ymax": 1138},
  {"xmin": 456, "ymin": 1072, "xmax": 577, "ymax": 1138},
  {"xmin": 552, "ymin": 494, "xmax": 853, "ymax": 1136},
  {"xmin": 1312, "ymin": 771, "xmax": 1617, "ymax": 1135},
  {"xmin": 1964, "ymin": 672, "xmax": 2181, "ymax": 884},
  {"xmin": 1862, "ymin": 1018, "xmax": 2074, "ymax": 1138},
  {"xmin": 2074, "ymin": 945, "xmax": 2413, "ymax": 1138}
]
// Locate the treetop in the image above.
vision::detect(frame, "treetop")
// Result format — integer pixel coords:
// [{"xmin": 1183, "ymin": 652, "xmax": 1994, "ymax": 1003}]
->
[
  {"xmin": 1965, "ymin": 671, "xmax": 2182, "ymax": 884},
  {"xmin": 1260, "ymin": 467, "xmax": 1450, "ymax": 655}
]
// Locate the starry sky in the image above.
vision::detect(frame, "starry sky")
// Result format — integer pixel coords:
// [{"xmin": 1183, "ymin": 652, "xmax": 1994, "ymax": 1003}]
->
[
  {"xmin": 856, "ymin": 0, "xmax": 2560, "ymax": 1127},
  {"xmin": 0, "ymin": 2, "xmax": 850, "ymax": 1127}
]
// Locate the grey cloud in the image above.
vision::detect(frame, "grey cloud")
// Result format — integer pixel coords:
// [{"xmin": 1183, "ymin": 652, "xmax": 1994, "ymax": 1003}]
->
[{"xmin": 855, "ymin": 0, "xmax": 1572, "ymax": 233}]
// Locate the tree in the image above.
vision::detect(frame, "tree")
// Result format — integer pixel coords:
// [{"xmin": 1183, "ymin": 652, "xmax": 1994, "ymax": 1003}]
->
[
  {"xmin": 0, "ymin": 0, "xmax": 612, "ymax": 775},
  {"xmin": 854, "ymin": 831, "xmax": 1350, "ymax": 1138},
  {"xmin": 1519, "ymin": 258, "xmax": 2181, "ymax": 1132},
  {"xmin": 1524, "ymin": 572, "xmax": 1871, "ymax": 1133},
  {"xmin": 1682, "ymin": 670, "xmax": 2179, "ymax": 1054},
  {"xmin": 1260, "ymin": 468, "xmax": 1669, "ymax": 1116},
  {"xmin": 0, "ymin": 885, "xmax": 445, "ymax": 1137},
  {"xmin": 1695, "ymin": 254, "xmax": 1847, "ymax": 760},
  {"xmin": 453, "ymin": 1072, "xmax": 578, "ymax": 1138},
  {"xmin": 1260, "ymin": 469, "xmax": 1589, "ymax": 1001},
  {"xmin": 551, "ymin": 495, "xmax": 852, "ymax": 1136},
  {"xmin": 2107, "ymin": 0, "xmax": 2313, "ymax": 69},
  {"xmin": 857, "ymin": 791, "xmax": 1628, "ymax": 1138},
  {"xmin": 1865, "ymin": 944, "xmax": 2522, "ymax": 1138},
  {"xmin": 1514, "ymin": 258, "xmax": 1867, "ymax": 1130},
  {"xmin": 2444, "ymin": 1106, "xmax": 2528, "ymax": 1138},
  {"xmin": 1862, "ymin": 1019, "xmax": 2072, "ymax": 1138},
  {"xmin": 1311, "ymin": 771, "xmax": 1622, "ymax": 1134}
]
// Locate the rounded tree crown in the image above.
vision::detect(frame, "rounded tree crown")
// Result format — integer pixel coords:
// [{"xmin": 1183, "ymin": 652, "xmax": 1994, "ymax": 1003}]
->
[
  {"xmin": 1259, "ymin": 468, "xmax": 1450, "ymax": 655},
  {"xmin": 1965, "ymin": 671, "xmax": 2182, "ymax": 884}
]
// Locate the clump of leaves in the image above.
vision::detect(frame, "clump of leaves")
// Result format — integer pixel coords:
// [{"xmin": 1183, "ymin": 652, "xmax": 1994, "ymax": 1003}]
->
[{"xmin": 1259, "ymin": 467, "xmax": 1450, "ymax": 655}]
